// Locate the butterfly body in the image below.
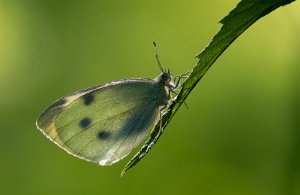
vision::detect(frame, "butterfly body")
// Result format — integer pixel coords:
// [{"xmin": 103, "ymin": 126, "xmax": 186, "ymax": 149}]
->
[{"xmin": 36, "ymin": 71, "xmax": 174, "ymax": 165}]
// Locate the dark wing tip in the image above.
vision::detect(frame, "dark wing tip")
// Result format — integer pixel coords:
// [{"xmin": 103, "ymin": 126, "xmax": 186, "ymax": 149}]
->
[{"xmin": 36, "ymin": 98, "xmax": 67, "ymax": 130}]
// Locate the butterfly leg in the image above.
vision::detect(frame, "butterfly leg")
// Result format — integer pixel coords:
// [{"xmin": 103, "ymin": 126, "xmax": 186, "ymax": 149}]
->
[
  {"xmin": 171, "ymin": 90, "xmax": 189, "ymax": 109},
  {"xmin": 158, "ymin": 104, "xmax": 167, "ymax": 132},
  {"xmin": 159, "ymin": 109, "xmax": 163, "ymax": 133},
  {"xmin": 171, "ymin": 71, "xmax": 190, "ymax": 91}
]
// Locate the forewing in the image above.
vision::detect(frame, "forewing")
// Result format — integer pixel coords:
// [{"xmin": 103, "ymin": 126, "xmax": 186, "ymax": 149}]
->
[{"xmin": 36, "ymin": 79, "xmax": 161, "ymax": 165}]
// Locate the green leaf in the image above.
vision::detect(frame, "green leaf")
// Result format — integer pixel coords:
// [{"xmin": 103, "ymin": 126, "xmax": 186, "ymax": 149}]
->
[{"xmin": 121, "ymin": 0, "xmax": 296, "ymax": 176}]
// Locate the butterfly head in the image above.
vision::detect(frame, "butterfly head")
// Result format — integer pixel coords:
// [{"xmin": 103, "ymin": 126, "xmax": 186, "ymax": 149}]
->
[
  {"xmin": 155, "ymin": 69, "xmax": 176, "ymax": 90},
  {"xmin": 161, "ymin": 69, "xmax": 172, "ymax": 83}
]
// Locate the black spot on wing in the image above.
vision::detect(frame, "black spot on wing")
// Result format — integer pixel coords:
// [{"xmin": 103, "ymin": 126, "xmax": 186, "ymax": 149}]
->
[
  {"xmin": 82, "ymin": 93, "xmax": 94, "ymax": 105},
  {"xmin": 79, "ymin": 117, "xmax": 92, "ymax": 128},
  {"xmin": 97, "ymin": 130, "xmax": 111, "ymax": 140}
]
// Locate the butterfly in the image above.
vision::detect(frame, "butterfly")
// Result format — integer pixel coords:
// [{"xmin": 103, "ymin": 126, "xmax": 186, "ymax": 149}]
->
[{"xmin": 36, "ymin": 43, "xmax": 180, "ymax": 166}]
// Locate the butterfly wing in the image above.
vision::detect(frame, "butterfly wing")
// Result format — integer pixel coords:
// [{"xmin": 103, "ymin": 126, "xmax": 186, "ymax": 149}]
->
[{"xmin": 36, "ymin": 79, "xmax": 163, "ymax": 165}]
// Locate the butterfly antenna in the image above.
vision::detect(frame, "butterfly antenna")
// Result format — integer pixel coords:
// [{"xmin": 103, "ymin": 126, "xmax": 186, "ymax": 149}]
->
[{"xmin": 153, "ymin": 41, "xmax": 164, "ymax": 72}]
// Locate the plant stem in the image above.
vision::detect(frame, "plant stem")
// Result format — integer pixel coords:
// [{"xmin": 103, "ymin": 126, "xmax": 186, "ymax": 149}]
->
[{"xmin": 122, "ymin": 0, "xmax": 296, "ymax": 176}]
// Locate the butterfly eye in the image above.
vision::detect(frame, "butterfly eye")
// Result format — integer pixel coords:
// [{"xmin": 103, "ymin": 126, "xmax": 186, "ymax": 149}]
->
[{"xmin": 161, "ymin": 72, "xmax": 170, "ymax": 82}]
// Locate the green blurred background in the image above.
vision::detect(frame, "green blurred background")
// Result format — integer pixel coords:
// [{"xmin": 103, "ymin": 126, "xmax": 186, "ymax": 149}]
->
[{"xmin": 1, "ymin": 1, "xmax": 300, "ymax": 194}]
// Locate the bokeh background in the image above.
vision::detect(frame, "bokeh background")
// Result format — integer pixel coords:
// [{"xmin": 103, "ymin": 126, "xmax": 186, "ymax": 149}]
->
[{"xmin": 1, "ymin": 1, "xmax": 300, "ymax": 195}]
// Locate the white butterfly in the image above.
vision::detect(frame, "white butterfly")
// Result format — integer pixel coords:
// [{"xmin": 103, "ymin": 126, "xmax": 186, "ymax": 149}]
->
[{"xmin": 36, "ymin": 43, "xmax": 180, "ymax": 166}]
